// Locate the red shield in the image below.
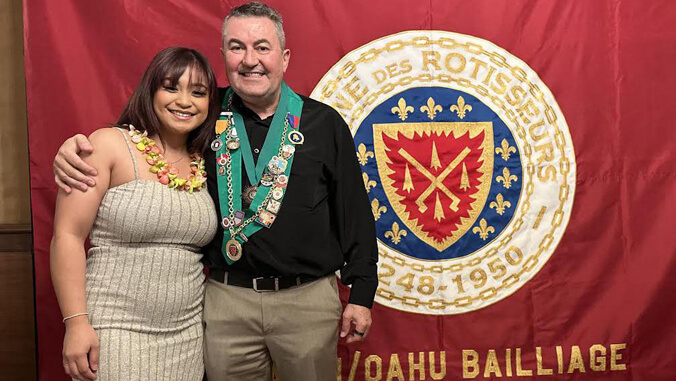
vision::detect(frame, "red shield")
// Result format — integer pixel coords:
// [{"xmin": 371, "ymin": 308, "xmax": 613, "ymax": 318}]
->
[{"xmin": 373, "ymin": 122, "xmax": 494, "ymax": 251}]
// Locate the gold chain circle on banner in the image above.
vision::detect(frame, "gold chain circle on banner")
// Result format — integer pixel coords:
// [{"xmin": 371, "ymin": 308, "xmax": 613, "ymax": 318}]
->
[{"xmin": 311, "ymin": 31, "xmax": 575, "ymax": 314}]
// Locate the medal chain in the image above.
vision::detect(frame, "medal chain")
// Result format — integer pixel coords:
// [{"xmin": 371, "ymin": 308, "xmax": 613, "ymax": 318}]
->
[{"xmin": 223, "ymin": 94, "xmax": 291, "ymax": 238}]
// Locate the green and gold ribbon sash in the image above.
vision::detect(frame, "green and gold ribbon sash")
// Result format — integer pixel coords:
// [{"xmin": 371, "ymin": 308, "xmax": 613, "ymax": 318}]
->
[{"xmin": 214, "ymin": 82, "xmax": 304, "ymax": 264}]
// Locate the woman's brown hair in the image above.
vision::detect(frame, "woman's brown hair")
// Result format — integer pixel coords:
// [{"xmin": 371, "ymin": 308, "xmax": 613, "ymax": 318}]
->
[{"xmin": 117, "ymin": 46, "xmax": 219, "ymax": 154}]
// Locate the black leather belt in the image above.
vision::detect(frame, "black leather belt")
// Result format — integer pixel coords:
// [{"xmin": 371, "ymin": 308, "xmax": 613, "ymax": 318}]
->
[{"xmin": 210, "ymin": 268, "xmax": 317, "ymax": 292}]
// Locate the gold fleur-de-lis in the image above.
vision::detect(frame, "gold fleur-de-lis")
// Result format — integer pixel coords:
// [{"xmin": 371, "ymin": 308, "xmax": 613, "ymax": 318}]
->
[
  {"xmin": 356, "ymin": 143, "xmax": 374, "ymax": 166},
  {"xmin": 472, "ymin": 218, "xmax": 495, "ymax": 240},
  {"xmin": 371, "ymin": 199, "xmax": 387, "ymax": 221},
  {"xmin": 496, "ymin": 167, "xmax": 518, "ymax": 189},
  {"xmin": 450, "ymin": 96, "xmax": 472, "ymax": 119},
  {"xmin": 420, "ymin": 97, "xmax": 443, "ymax": 120},
  {"xmin": 362, "ymin": 172, "xmax": 377, "ymax": 193},
  {"xmin": 489, "ymin": 193, "xmax": 512, "ymax": 215},
  {"xmin": 495, "ymin": 139, "xmax": 516, "ymax": 161},
  {"xmin": 391, "ymin": 98, "xmax": 414, "ymax": 121},
  {"xmin": 384, "ymin": 222, "xmax": 407, "ymax": 244}
]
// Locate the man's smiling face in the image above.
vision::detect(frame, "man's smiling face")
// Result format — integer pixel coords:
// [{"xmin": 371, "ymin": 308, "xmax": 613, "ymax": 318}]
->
[{"xmin": 222, "ymin": 16, "xmax": 290, "ymax": 110}]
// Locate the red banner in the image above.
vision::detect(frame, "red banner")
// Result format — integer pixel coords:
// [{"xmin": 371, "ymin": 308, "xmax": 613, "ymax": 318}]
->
[{"xmin": 24, "ymin": 1, "xmax": 676, "ymax": 380}]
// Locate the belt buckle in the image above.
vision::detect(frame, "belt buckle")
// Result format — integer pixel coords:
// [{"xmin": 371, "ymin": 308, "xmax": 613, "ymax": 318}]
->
[{"xmin": 253, "ymin": 277, "xmax": 279, "ymax": 292}]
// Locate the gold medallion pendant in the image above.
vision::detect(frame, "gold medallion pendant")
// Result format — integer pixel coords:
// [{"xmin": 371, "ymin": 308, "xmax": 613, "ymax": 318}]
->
[{"xmin": 225, "ymin": 239, "xmax": 242, "ymax": 262}]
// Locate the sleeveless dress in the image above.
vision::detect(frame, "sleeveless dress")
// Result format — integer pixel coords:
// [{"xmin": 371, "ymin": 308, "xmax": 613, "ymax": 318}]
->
[{"xmin": 83, "ymin": 128, "xmax": 218, "ymax": 380}]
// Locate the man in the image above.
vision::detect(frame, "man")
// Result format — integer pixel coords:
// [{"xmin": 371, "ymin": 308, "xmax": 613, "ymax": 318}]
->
[{"xmin": 53, "ymin": 2, "xmax": 377, "ymax": 380}]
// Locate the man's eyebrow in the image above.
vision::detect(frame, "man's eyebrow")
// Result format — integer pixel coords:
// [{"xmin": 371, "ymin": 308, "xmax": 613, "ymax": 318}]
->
[{"xmin": 226, "ymin": 38, "xmax": 271, "ymax": 46}]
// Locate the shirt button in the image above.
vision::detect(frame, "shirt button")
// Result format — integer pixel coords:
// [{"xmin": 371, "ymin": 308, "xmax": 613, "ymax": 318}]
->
[{"xmin": 254, "ymin": 148, "xmax": 260, "ymax": 154}]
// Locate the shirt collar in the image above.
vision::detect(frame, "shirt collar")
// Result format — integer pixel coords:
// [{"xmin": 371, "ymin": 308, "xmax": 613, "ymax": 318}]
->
[{"xmin": 231, "ymin": 92, "xmax": 274, "ymax": 125}]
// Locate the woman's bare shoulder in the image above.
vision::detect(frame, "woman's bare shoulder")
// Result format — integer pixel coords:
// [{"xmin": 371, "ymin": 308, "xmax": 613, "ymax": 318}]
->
[
  {"xmin": 79, "ymin": 127, "xmax": 131, "ymax": 176},
  {"xmin": 88, "ymin": 127, "xmax": 130, "ymax": 157},
  {"xmin": 87, "ymin": 127, "xmax": 128, "ymax": 146}
]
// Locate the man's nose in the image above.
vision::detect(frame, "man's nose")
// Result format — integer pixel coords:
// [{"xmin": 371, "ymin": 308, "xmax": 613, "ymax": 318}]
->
[{"xmin": 242, "ymin": 48, "xmax": 258, "ymax": 67}]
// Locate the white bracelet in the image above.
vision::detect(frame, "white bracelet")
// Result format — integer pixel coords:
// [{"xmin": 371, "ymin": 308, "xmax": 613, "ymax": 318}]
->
[{"xmin": 62, "ymin": 312, "xmax": 88, "ymax": 323}]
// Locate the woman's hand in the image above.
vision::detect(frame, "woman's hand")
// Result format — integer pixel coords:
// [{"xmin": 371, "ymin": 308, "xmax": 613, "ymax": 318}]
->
[{"xmin": 62, "ymin": 317, "xmax": 99, "ymax": 381}]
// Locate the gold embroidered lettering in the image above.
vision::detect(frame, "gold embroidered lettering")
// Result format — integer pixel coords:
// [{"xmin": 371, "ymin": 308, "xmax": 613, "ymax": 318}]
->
[
  {"xmin": 610, "ymin": 343, "xmax": 627, "ymax": 371},
  {"xmin": 365, "ymin": 354, "xmax": 383, "ymax": 381},
  {"xmin": 536, "ymin": 347, "xmax": 553, "ymax": 375},
  {"xmin": 484, "ymin": 349, "xmax": 502, "ymax": 377},
  {"xmin": 408, "ymin": 352, "xmax": 425, "ymax": 380},
  {"xmin": 462, "ymin": 350, "xmax": 480, "ymax": 379}
]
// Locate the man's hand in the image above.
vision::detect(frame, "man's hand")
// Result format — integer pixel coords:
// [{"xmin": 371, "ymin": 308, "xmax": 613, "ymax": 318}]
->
[
  {"xmin": 340, "ymin": 303, "xmax": 372, "ymax": 344},
  {"xmin": 54, "ymin": 134, "xmax": 98, "ymax": 193}
]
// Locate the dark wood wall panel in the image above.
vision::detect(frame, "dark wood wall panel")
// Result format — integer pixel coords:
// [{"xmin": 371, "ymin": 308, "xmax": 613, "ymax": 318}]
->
[
  {"xmin": 0, "ymin": 0, "xmax": 37, "ymax": 379},
  {"xmin": 0, "ymin": 228, "xmax": 36, "ymax": 381}
]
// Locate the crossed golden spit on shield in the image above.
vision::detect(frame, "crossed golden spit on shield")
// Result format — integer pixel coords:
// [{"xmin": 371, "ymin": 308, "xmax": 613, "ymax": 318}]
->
[{"xmin": 397, "ymin": 146, "xmax": 471, "ymax": 213}]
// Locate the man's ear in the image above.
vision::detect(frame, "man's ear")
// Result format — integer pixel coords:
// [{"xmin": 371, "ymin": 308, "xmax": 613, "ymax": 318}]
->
[{"xmin": 282, "ymin": 49, "xmax": 290, "ymax": 73}]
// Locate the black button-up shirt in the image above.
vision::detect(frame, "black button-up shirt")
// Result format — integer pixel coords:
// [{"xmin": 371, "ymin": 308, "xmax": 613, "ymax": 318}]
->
[{"xmin": 203, "ymin": 90, "xmax": 378, "ymax": 307}]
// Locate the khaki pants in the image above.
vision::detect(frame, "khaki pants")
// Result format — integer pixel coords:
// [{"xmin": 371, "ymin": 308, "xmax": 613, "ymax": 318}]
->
[{"xmin": 204, "ymin": 275, "xmax": 342, "ymax": 381}]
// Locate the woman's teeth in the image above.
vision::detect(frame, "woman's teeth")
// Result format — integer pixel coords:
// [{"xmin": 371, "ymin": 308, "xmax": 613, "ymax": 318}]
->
[{"xmin": 171, "ymin": 110, "xmax": 193, "ymax": 118}]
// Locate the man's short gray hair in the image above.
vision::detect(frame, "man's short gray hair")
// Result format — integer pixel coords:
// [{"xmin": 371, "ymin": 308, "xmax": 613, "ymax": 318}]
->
[{"xmin": 222, "ymin": 2, "xmax": 286, "ymax": 49}]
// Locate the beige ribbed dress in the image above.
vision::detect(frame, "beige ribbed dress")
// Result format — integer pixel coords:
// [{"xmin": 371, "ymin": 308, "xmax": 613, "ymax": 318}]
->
[{"xmin": 83, "ymin": 129, "xmax": 217, "ymax": 380}]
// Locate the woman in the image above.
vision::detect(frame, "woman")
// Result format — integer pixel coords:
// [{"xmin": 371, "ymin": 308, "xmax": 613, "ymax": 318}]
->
[{"xmin": 51, "ymin": 47, "xmax": 219, "ymax": 381}]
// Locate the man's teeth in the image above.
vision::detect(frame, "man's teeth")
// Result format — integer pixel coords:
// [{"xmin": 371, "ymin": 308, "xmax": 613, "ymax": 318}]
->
[
  {"xmin": 242, "ymin": 72, "xmax": 264, "ymax": 77},
  {"xmin": 171, "ymin": 111, "xmax": 192, "ymax": 118}
]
